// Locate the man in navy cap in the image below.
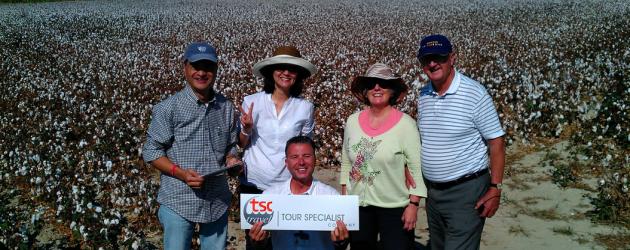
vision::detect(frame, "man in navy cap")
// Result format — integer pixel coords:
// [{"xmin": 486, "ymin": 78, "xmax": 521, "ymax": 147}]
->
[
  {"xmin": 143, "ymin": 42, "xmax": 242, "ymax": 249},
  {"xmin": 415, "ymin": 34, "xmax": 506, "ymax": 249}
]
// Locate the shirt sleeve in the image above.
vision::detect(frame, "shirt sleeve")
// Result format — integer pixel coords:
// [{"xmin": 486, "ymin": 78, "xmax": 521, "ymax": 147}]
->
[
  {"xmin": 401, "ymin": 117, "xmax": 427, "ymax": 197},
  {"xmin": 339, "ymin": 121, "xmax": 351, "ymax": 185},
  {"xmin": 226, "ymin": 101, "xmax": 239, "ymax": 156},
  {"xmin": 142, "ymin": 100, "xmax": 174, "ymax": 163},
  {"xmin": 473, "ymin": 91, "xmax": 505, "ymax": 140},
  {"xmin": 301, "ymin": 102, "xmax": 315, "ymax": 138}
]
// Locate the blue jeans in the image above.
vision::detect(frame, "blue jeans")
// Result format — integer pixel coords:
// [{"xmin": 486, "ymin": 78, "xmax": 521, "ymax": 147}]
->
[{"xmin": 158, "ymin": 205, "xmax": 228, "ymax": 250}]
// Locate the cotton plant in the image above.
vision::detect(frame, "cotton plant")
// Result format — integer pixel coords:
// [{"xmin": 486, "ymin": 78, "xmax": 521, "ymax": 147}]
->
[{"xmin": 1, "ymin": 0, "xmax": 629, "ymax": 247}]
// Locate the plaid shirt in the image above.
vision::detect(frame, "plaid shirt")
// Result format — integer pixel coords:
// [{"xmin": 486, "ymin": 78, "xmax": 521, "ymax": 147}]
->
[{"xmin": 143, "ymin": 85, "xmax": 238, "ymax": 223}]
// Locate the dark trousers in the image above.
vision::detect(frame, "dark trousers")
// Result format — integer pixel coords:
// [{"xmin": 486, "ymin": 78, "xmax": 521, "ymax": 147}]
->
[
  {"xmin": 426, "ymin": 172, "xmax": 489, "ymax": 250},
  {"xmin": 240, "ymin": 184, "xmax": 273, "ymax": 250},
  {"xmin": 349, "ymin": 206, "xmax": 415, "ymax": 250}
]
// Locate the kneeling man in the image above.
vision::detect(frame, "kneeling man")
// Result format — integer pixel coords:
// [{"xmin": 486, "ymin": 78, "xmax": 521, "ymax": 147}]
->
[{"xmin": 248, "ymin": 136, "xmax": 349, "ymax": 250}]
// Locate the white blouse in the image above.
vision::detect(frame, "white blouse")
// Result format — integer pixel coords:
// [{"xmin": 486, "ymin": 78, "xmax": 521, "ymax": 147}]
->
[{"xmin": 240, "ymin": 92, "xmax": 315, "ymax": 190}]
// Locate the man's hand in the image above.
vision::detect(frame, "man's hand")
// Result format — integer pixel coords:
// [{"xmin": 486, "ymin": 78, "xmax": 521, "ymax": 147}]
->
[
  {"xmin": 401, "ymin": 202, "xmax": 419, "ymax": 231},
  {"xmin": 405, "ymin": 166, "xmax": 416, "ymax": 189},
  {"xmin": 248, "ymin": 221, "xmax": 269, "ymax": 244},
  {"xmin": 330, "ymin": 220, "xmax": 349, "ymax": 242},
  {"xmin": 225, "ymin": 154, "xmax": 244, "ymax": 176},
  {"xmin": 475, "ymin": 187, "xmax": 501, "ymax": 218},
  {"xmin": 181, "ymin": 169, "xmax": 204, "ymax": 189},
  {"xmin": 479, "ymin": 136, "xmax": 505, "ymax": 218}
]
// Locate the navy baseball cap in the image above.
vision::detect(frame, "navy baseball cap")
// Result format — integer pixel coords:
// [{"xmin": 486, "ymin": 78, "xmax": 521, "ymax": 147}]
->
[
  {"xmin": 417, "ymin": 34, "xmax": 453, "ymax": 60},
  {"xmin": 184, "ymin": 42, "xmax": 218, "ymax": 63}
]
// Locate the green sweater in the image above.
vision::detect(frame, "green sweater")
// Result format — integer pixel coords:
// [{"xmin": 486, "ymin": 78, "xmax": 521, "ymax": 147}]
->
[{"xmin": 340, "ymin": 111, "xmax": 426, "ymax": 208}]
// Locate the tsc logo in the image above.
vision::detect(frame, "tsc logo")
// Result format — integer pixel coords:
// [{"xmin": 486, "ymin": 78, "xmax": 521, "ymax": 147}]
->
[{"xmin": 243, "ymin": 196, "xmax": 274, "ymax": 226}]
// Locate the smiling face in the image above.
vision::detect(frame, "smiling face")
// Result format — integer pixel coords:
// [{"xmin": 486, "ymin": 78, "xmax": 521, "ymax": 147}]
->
[
  {"xmin": 285, "ymin": 143, "xmax": 315, "ymax": 185},
  {"xmin": 365, "ymin": 82, "xmax": 394, "ymax": 108},
  {"xmin": 272, "ymin": 65, "xmax": 299, "ymax": 93},
  {"xmin": 184, "ymin": 60, "xmax": 217, "ymax": 96},
  {"xmin": 421, "ymin": 53, "xmax": 457, "ymax": 88}
]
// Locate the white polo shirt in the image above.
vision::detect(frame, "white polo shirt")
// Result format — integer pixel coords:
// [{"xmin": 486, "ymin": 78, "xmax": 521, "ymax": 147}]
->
[
  {"xmin": 417, "ymin": 71, "xmax": 505, "ymax": 183},
  {"xmin": 263, "ymin": 178, "xmax": 339, "ymax": 250},
  {"xmin": 241, "ymin": 92, "xmax": 315, "ymax": 190}
]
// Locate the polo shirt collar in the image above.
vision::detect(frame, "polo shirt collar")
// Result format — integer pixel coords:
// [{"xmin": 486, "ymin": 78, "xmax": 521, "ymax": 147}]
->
[
  {"xmin": 444, "ymin": 70, "xmax": 461, "ymax": 95},
  {"xmin": 423, "ymin": 70, "xmax": 461, "ymax": 96}
]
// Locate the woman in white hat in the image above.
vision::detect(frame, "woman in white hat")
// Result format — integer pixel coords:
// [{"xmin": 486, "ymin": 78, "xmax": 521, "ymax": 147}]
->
[
  {"xmin": 340, "ymin": 63, "xmax": 426, "ymax": 249},
  {"xmin": 238, "ymin": 45, "xmax": 317, "ymax": 194}
]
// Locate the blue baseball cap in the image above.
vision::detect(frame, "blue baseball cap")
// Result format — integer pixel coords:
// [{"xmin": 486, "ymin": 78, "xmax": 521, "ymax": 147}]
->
[
  {"xmin": 417, "ymin": 34, "xmax": 453, "ymax": 60},
  {"xmin": 184, "ymin": 42, "xmax": 218, "ymax": 63}
]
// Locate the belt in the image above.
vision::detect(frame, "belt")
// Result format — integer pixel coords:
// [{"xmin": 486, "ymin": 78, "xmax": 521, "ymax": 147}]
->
[{"xmin": 426, "ymin": 168, "xmax": 489, "ymax": 190}]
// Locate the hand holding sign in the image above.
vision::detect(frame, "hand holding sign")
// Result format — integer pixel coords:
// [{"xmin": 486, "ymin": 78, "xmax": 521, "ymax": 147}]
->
[
  {"xmin": 248, "ymin": 221, "xmax": 270, "ymax": 244},
  {"xmin": 330, "ymin": 220, "xmax": 349, "ymax": 241},
  {"xmin": 240, "ymin": 194, "xmax": 359, "ymax": 231}
]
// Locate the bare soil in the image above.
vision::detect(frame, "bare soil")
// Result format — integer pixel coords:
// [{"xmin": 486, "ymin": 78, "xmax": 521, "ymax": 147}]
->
[{"xmin": 225, "ymin": 141, "xmax": 630, "ymax": 250}]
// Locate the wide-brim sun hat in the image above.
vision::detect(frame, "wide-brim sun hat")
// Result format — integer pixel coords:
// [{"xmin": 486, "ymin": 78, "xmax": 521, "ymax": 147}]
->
[
  {"xmin": 350, "ymin": 63, "xmax": 408, "ymax": 104},
  {"xmin": 252, "ymin": 46, "xmax": 317, "ymax": 78}
]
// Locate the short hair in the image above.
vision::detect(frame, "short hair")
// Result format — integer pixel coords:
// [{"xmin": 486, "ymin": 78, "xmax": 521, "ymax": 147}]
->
[
  {"xmin": 261, "ymin": 66, "xmax": 307, "ymax": 97},
  {"xmin": 285, "ymin": 135, "xmax": 316, "ymax": 155}
]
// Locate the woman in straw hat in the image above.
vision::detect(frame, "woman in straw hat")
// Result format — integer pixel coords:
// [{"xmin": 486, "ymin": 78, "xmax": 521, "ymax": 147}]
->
[
  {"xmin": 238, "ymin": 46, "xmax": 317, "ymax": 249},
  {"xmin": 340, "ymin": 63, "xmax": 427, "ymax": 249},
  {"xmin": 238, "ymin": 45, "xmax": 316, "ymax": 192}
]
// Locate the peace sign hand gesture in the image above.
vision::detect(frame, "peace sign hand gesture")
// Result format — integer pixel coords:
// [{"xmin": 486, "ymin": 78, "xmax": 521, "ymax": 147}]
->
[{"xmin": 239, "ymin": 102, "xmax": 254, "ymax": 135}]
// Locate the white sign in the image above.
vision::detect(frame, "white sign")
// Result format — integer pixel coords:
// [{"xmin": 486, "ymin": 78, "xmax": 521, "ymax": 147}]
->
[{"xmin": 240, "ymin": 194, "xmax": 359, "ymax": 231}]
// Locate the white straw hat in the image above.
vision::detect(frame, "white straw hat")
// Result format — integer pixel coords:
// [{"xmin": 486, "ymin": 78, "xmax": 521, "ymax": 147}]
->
[{"xmin": 252, "ymin": 46, "xmax": 317, "ymax": 78}]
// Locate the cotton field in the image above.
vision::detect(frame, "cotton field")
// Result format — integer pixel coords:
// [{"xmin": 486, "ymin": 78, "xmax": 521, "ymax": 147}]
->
[{"xmin": 0, "ymin": 0, "xmax": 628, "ymax": 248}]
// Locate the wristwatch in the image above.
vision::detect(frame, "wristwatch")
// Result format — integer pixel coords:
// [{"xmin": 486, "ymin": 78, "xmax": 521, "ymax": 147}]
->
[{"xmin": 489, "ymin": 183, "xmax": 503, "ymax": 190}]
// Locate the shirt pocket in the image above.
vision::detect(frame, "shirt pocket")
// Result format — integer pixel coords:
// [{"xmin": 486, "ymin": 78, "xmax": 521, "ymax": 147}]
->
[{"xmin": 212, "ymin": 124, "xmax": 229, "ymax": 153}]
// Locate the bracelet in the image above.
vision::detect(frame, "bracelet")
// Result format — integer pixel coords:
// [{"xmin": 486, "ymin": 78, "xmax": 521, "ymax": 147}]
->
[
  {"xmin": 170, "ymin": 164, "xmax": 179, "ymax": 177},
  {"xmin": 409, "ymin": 201, "xmax": 420, "ymax": 207}
]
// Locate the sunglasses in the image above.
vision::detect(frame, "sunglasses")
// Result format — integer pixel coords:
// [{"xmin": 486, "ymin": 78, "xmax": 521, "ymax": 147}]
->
[
  {"xmin": 364, "ymin": 80, "xmax": 395, "ymax": 90},
  {"xmin": 420, "ymin": 54, "xmax": 450, "ymax": 66},
  {"xmin": 190, "ymin": 61, "xmax": 217, "ymax": 72},
  {"xmin": 273, "ymin": 64, "xmax": 300, "ymax": 73}
]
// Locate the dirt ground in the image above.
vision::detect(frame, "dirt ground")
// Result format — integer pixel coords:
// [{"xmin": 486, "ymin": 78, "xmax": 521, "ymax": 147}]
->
[{"xmin": 225, "ymin": 141, "xmax": 629, "ymax": 250}]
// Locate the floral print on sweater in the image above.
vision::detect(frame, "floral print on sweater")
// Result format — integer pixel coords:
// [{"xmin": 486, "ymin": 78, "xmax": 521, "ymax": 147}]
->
[{"xmin": 349, "ymin": 137, "xmax": 382, "ymax": 186}]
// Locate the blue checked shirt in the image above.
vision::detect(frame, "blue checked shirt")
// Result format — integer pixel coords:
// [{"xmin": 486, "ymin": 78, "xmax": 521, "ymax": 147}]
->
[{"xmin": 143, "ymin": 85, "xmax": 238, "ymax": 223}]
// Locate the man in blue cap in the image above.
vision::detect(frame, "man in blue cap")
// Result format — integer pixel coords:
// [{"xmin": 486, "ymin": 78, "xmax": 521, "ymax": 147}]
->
[
  {"xmin": 415, "ymin": 34, "xmax": 506, "ymax": 249},
  {"xmin": 143, "ymin": 42, "xmax": 242, "ymax": 249}
]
